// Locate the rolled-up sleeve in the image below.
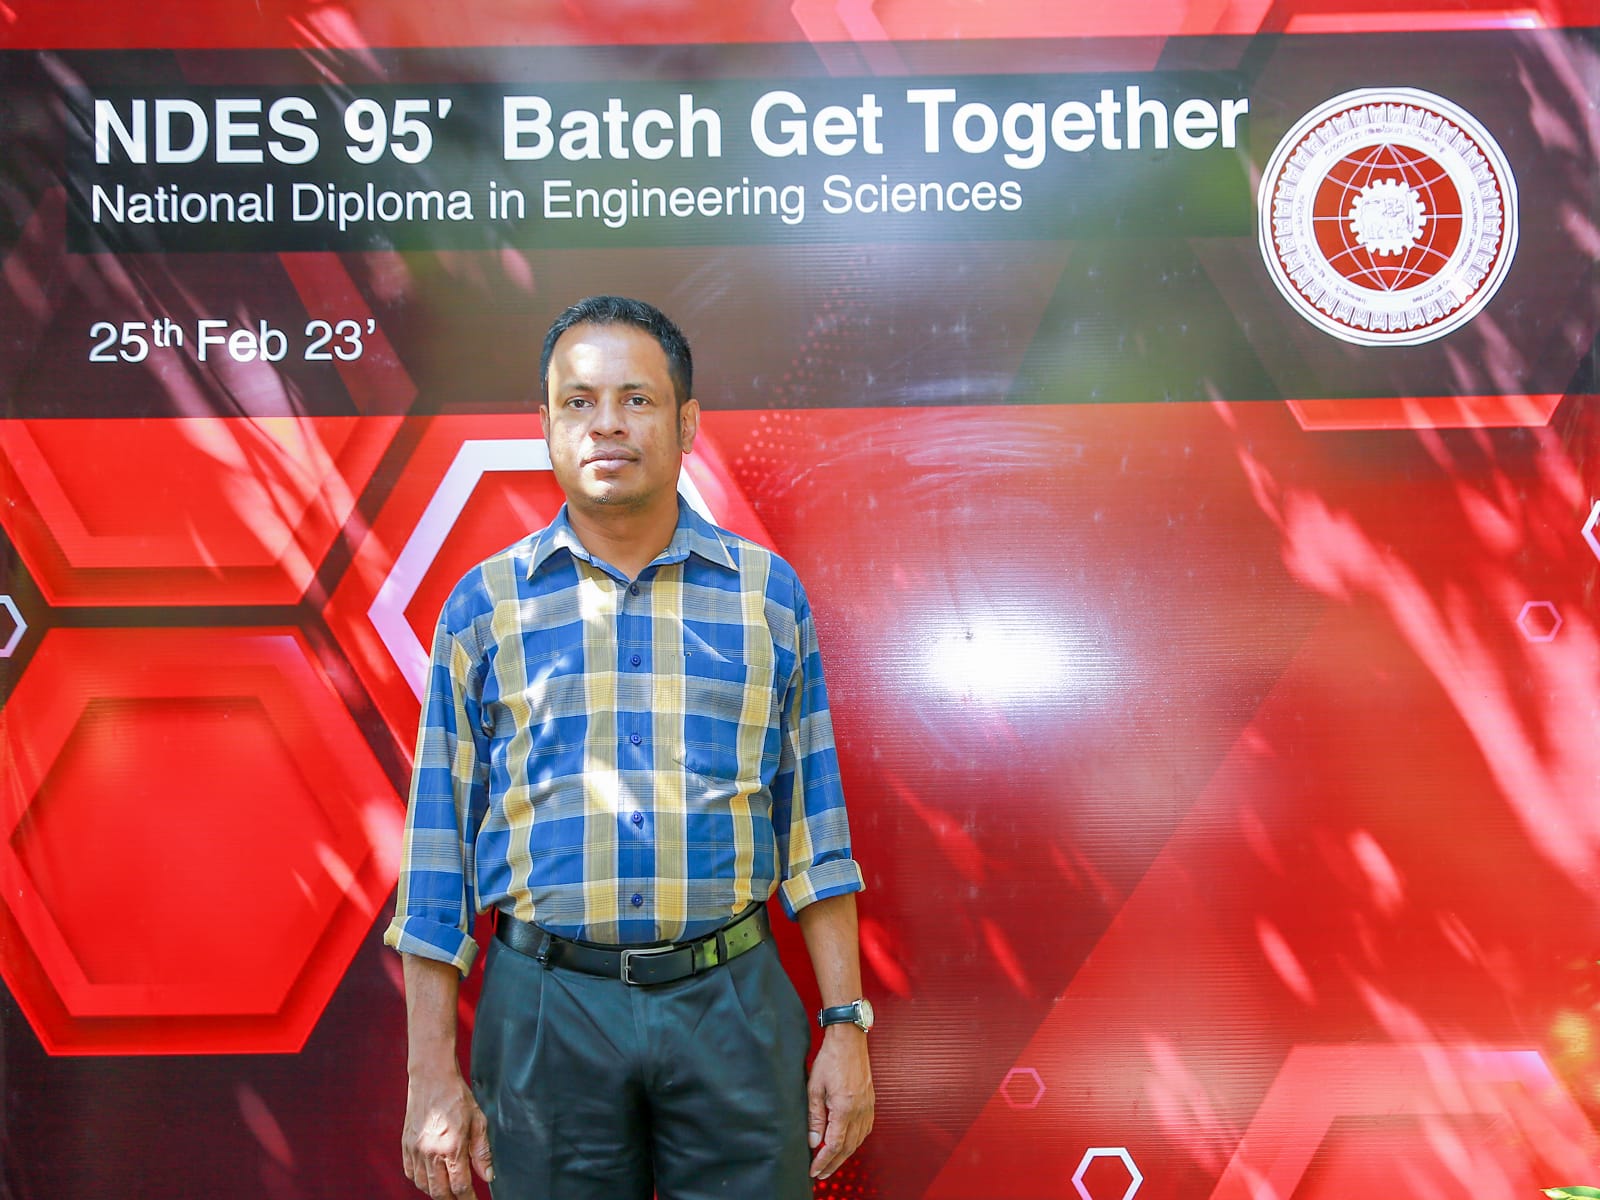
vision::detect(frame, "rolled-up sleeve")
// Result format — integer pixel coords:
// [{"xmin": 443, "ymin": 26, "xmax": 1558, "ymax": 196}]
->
[
  {"xmin": 773, "ymin": 590, "xmax": 864, "ymax": 918},
  {"xmin": 382, "ymin": 609, "xmax": 490, "ymax": 976}
]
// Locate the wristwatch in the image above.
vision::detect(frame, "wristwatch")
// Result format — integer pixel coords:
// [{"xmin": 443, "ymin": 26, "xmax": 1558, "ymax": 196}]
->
[{"xmin": 817, "ymin": 998, "xmax": 875, "ymax": 1032}]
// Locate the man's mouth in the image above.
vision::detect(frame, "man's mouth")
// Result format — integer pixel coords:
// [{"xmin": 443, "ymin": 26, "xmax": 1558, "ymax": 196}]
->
[{"xmin": 583, "ymin": 448, "xmax": 637, "ymax": 467}]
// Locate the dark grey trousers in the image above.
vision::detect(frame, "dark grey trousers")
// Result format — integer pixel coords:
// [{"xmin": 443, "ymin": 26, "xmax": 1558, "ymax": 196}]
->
[{"xmin": 470, "ymin": 932, "xmax": 814, "ymax": 1199}]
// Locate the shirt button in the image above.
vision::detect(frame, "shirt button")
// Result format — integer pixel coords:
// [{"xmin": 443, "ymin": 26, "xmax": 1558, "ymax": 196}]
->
[
  {"xmin": 629, "ymin": 583, "xmax": 641, "ymax": 596},
  {"xmin": 629, "ymin": 732, "xmax": 641, "ymax": 745},
  {"xmin": 630, "ymin": 653, "xmax": 642, "ymax": 667},
  {"xmin": 631, "ymin": 811, "xmax": 644, "ymax": 827},
  {"xmin": 631, "ymin": 893, "xmax": 644, "ymax": 907}
]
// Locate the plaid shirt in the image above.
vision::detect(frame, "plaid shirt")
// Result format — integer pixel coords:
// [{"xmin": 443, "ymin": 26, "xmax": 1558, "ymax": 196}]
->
[{"xmin": 384, "ymin": 500, "xmax": 863, "ymax": 972}]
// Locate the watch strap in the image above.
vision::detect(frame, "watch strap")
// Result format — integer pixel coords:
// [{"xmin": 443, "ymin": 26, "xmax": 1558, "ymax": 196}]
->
[{"xmin": 817, "ymin": 1000, "xmax": 869, "ymax": 1030}]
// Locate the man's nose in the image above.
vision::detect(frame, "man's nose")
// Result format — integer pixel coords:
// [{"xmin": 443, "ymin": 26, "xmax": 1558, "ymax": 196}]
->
[{"xmin": 590, "ymin": 394, "xmax": 628, "ymax": 433}]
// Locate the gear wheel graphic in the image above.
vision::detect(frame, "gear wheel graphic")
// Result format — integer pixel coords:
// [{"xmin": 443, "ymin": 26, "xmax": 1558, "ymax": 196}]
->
[{"xmin": 1348, "ymin": 178, "xmax": 1427, "ymax": 256}]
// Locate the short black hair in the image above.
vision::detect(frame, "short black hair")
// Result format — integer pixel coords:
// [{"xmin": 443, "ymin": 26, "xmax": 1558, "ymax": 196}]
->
[{"xmin": 538, "ymin": 295, "xmax": 693, "ymax": 409}]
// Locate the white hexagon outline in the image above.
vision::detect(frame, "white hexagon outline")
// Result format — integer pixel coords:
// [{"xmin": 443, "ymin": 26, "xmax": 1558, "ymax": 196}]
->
[
  {"xmin": 1516, "ymin": 600, "xmax": 1562, "ymax": 644},
  {"xmin": 999, "ymin": 1066, "xmax": 1046, "ymax": 1110},
  {"xmin": 0, "ymin": 595, "xmax": 25, "ymax": 658},
  {"xmin": 1584, "ymin": 500, "xmax": 1600, "ymax": 563},
  {"xmin": 369, "ymin": 439, "xmax": 715, "ymax": 700},
  {"xmin": 1072, "ymin": 1146, "xmax": 1143, "ymax": 1200}
]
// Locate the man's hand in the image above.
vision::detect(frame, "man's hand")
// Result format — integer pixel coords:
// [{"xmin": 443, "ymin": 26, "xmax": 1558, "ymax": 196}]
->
[
  {"xmin": 796, "ymin": 893, "xmax": 876, "ymax": 1180},
  {"xmin": 399, "ymin": 954, "xmax": 493, "ymax": 1199},
  {"xmin": 806, "ymin": 1025, "xmax": 874, "ymax": 1179},
  {"xmin": 401, "ymin": 1066, "xmax": 493, "ymax": 1200}
]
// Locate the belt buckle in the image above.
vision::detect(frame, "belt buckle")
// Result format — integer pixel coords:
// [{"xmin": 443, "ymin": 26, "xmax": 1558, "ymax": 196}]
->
[{"xmin": 619, "ymin": 946, "xmax": 673, "ymax": 986}]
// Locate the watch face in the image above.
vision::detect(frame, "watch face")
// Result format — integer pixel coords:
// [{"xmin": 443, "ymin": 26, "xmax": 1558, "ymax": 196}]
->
[{"xmin": 855, "ymin": 999, "xmax": 875, "ymax": 1030}]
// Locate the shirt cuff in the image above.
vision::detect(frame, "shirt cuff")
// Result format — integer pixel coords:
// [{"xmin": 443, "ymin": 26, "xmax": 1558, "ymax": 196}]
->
[
  {"xmin": 382, "ymin": 914, "xmax": 480, "ymax": 976},
  {"xmin": 777, "ymin": 858, "xmax": 866, "ymax": 919}
]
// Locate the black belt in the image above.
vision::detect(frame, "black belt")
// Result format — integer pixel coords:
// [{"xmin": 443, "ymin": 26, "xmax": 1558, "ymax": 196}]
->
[{"xmin": 495, "ymin": 904, "xmax": 770, "ymax": 986}]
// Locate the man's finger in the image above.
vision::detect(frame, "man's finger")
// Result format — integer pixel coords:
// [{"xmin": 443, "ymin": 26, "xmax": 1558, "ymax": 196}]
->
[
  {"xmin": 806, "ymin": 1082, "xmax": 826, "ymax": 1150},
  {"xmin": 445, "ymin": 1150, "xmax": 473, "ymax": 1197},
  {"xmin": 425, "ymin": 1155, "xmax": 454, "ymax": 1200},
  {"xmin": 426, "ymin": 1152, "xmax": 474, "ymax": 1200},
  {"xmin": 812, "ymin": 1142, "xmax": 846, "ymax": 1178},
  {"xmin": 811, "ymin": 1107, "xmax": 849, "ymax": 1178},
  {"xmin": 817, "ymin": 1094, "xmax": 876, "ymax": 1180},
  {"xmin": 405, "ymin": 1151, "xmax": 430, "ymax": 1196},
  {"xmin": 470, "ymin": 1111, "xmax": 495, "ymax": 1183}
]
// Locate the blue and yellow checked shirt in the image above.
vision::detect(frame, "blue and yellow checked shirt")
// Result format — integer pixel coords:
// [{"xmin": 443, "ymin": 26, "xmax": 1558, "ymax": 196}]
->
[{"xmin": 384, "ymin": 500, "xmax": 863, "ymax": 973}]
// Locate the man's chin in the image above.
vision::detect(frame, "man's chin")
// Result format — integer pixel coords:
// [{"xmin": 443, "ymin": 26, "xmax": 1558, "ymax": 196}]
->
[{"xmin": 576, "ymin": 484, "xmax": 644, "ymax": 510}]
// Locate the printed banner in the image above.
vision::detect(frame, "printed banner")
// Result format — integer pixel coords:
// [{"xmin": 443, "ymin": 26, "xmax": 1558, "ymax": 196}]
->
[{"xmin": 2, "ymin": 7, "xmax": 1598, "ymax": 1200}]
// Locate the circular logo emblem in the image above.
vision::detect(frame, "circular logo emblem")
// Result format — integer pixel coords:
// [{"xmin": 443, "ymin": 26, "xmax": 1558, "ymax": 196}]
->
[{"xmin": 1258, "ymin": 87, "xmax": 1518, "ymax": 347}]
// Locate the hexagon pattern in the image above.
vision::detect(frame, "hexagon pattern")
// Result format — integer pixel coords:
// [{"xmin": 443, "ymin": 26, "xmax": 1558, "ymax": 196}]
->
[
  {"xmin": 1516, "ymin": 600, "xmax": 1562, "ymax": 643},
  {"xmin": 1000, "ymin": 1067, "xmax": 1046, "ymax": 1110},
  {"xmin": 0, "ymin": 595, "xmax": 24, "ymax": 657},
  {"xmin": 1072, "ymin": 1148, "xmax": 1143, "ymax": 1200},
  {"xmin": 0, "ymin": 626, "xmax": 402, "ymax": 1054},
  {"xmin": 0, "ymin": 407, "xmax": 772, "ymax": 1056},
  {"xmin": 0, "ymin": 417, "xmax": 399, "ymax": 607}
]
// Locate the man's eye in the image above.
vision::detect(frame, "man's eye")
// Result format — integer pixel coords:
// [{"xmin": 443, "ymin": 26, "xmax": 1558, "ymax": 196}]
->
[{"xmin": 626, "ymin": 394, "xmax": 650, "ymax": 406}]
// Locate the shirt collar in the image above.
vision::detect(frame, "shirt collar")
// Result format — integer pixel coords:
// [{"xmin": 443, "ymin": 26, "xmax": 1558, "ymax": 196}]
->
[{"xmin": 527, "ymin": 496, "xmax": 738, "ymax": 579}]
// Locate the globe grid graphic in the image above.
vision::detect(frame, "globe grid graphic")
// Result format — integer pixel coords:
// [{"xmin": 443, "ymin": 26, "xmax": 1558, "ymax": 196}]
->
[{"xmin": 1311, "ymin": 141, "xmax": 1465, "ymax": 294}]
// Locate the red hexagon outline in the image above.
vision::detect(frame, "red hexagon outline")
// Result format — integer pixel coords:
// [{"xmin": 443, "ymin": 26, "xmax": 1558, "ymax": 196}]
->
[
  {"xmin": 1516, "ymin": 600, "xmax": 1562, "ymax": 644},
  {"xmin": 1000, "ymin": 1066, "xmax": 1046, "ymax": 1110},
  {"xmin": 9, "ymin": 684, "xmax": 361, "ymax": 1018},
  {"xmin": 0, "ymin": 625, "xmax": 403, "ymax": 1055},
  {"xmin": 0, "ymin": 415, "xmax": 401, "ymax": 607},
  {"xmin": 1072, "ymin": 1147, "xmax": 1143, "ymax": 1200}
]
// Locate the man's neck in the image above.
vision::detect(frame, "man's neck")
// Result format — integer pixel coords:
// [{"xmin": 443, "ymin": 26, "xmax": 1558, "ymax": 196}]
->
[{"xmin": 565, "ymin": 498, "xmax": 680, "ymax": 582}]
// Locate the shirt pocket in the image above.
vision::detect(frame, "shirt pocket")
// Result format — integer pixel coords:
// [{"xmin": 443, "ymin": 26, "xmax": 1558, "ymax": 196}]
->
[{"xmin": 673, "ymin": 637, "xmax": 778, "ymax": 788}]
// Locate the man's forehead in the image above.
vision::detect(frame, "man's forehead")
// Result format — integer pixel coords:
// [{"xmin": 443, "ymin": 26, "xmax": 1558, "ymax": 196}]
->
[{"xmin": 549, "ymin": 322, "xmax": 669, "ymax": 379}]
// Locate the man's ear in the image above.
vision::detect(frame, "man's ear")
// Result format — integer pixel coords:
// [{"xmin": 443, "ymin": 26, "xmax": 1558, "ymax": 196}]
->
[
  {"xmin": 678, "ymin": 397, "xmax": 701, "ymax": 454},
  {"xmin": 538, "ymin": 402, "xmax": 550, "ymax": 440}
]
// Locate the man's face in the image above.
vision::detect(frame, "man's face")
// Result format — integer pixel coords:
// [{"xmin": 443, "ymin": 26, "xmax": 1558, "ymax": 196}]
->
[{"xmin": 540, "ymin": 321, "xmax": 699, "ymax": 517}]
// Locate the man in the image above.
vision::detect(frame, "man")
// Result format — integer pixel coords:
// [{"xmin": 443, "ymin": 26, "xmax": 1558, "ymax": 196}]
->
[{"xmin": 385, "ymin": 296, "xmax": 874, "ymax": 1200}]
